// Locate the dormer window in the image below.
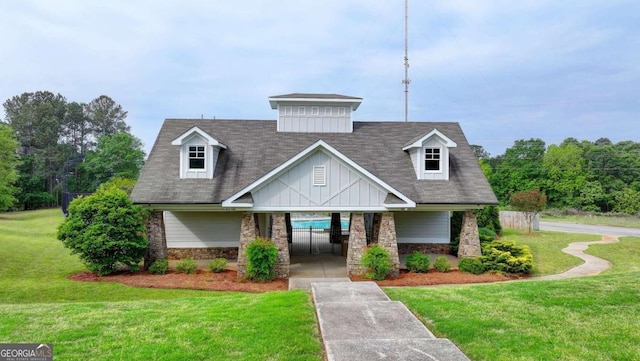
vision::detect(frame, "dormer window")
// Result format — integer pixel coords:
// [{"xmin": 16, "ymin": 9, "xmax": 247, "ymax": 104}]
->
[
  {"xmin": 424, "ymin": 148, "xmax": 441, "ymax": 171},
  {"xmin": 189, "ymin": 146, "xmax": 206, "ymax": 169}
]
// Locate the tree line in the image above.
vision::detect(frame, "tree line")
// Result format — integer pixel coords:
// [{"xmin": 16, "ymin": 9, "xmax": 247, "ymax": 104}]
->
[
  {"xmin": 0, "ymin": 91, "xmax": 145, "ymax": 210},
  {"xmin": 478, "ymin": 137, "xmax": 640, "ymax": 214}
]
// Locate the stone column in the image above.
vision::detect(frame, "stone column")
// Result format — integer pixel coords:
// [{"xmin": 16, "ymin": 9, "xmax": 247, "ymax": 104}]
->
[
  {"xmin": 377, "ymin": 212, "xmax": 400, "ymax": 277},
  {"xmin": 458, "ymin": 211, "xmax": 482, "ymax": 258},
  {"xmin": 144, "ymin": 210, "xmax": 167, "ymax": 269},
  {"xmin": 347, "ymin": 212, "xmax": 368, "ymax": 276},
  {"xmin": 271, "ymin": 213, "xmax": 290, "ymax": 278},
  {"xmin": 237, "ymin": 212, "xmax": 258, "ymax": 277}
]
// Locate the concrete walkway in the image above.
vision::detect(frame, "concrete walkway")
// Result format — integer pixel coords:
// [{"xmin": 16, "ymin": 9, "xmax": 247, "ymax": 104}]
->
[
  {"xmin": 312, "ymin": 282, "xmax": 470, "ymax": 361},
  {"xmin": 531, "ymin": 235, "xmax": 619, "ymax": 281}
]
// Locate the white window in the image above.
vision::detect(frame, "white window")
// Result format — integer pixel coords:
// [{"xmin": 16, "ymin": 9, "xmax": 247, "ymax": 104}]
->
[
  {"xmin": 324, "ymin": 107, "xmax": 332, "ymax": 116},
  {"xmin": 311, "ymin": 106, "xmax": 319, "ymax": 115},
  {"xmin": 189, "ymin": 145, "xmax": 206, "ymax": 169},
  {"xmin": 424, "ymin": 148, "xmax": 441, "ymax": 171},
  {"xmin": 313, "ymin": 166, "xmax": 326, "ymax": 186},
  {"xmin": 338, "ymin": 107, "xmax": 346, "ymax": 116},
  {"xmin": 284, "ymin": 106, "xmax": 292, "ymax": 115},
  {"xmin": 298, "ymin": 106, "xmax": 305, "ymax": 115}
]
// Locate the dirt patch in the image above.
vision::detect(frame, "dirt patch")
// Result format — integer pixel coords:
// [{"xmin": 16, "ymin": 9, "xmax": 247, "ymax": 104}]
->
[
  {"xmin": 351, "ymin": 269, "xmax": 517, "ymax": 286},
  {"xmin": 69, "ymin": 268, "xmax": 520, "ymax": 293},
  {"xmin": 69, "ymin": 270, "xmax": 288, "ymax": 293}
]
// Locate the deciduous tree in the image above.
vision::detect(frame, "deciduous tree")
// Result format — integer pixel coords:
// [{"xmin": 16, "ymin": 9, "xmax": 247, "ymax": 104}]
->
[{"xmin": 510, "ymin": 188, "xmax": 547, "ymax": 234}]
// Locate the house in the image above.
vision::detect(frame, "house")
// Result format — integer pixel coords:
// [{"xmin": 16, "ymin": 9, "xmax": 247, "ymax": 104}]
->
[{"xmin": 130, "ymin": 93, "xmax": 498, "ymax": 277}]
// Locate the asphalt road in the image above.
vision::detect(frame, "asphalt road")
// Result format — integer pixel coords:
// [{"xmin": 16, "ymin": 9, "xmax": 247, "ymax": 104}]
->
[{"xmin": 540, "ymin": 221, "xmax": 640, "ymax": 237}]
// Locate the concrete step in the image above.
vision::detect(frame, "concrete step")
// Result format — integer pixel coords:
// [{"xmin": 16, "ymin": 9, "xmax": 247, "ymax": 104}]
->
[{"xmin": 325, "ymin": 338, "xmax": 471, "ymax": 361}]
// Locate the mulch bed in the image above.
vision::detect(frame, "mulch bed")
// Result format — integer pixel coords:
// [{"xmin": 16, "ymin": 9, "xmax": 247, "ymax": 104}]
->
[{"xmin": 69, "ymin": 268, "xmax": 521, "ymax": 293}]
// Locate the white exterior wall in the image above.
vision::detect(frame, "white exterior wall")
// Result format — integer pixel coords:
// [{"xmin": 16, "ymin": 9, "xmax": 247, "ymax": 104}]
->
[
  {"xmin": 180, "ymin": 134, "xmax": 219, "ymax": 179},
  {"xmin": 252, "ymin": 150, "xmax": 388, "ymax": 209},
  {"xmin": 422, "ymin": 138, "xmax": 449, "ymax": 180},
  {"xmin": 277, "ymin": 103, "xmax": 353, "ymax": 133},
  {"xmin": 395, "ymin": 211, "xmax": 450, "ymax": 243},
  {"xmin": 164, "ymin": 211, "xmax": 242, "ymax": 248}
]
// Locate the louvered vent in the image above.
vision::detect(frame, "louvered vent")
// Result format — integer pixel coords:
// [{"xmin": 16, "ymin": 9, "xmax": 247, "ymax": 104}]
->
[{"xmin": 313, "ymin": 166, "xmax": 326, "ymax": 186}]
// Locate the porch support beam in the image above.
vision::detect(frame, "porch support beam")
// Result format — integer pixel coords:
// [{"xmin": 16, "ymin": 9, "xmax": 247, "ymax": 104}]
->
[
  {"xmin": 377, "ymin": 212, "xmax": 400, "ymax": 276},
  {"xmin": 271, "ymin": 212, "xmax": 290, "ymax": 278},
  {"xmin": 347, "ymin": 212, "xmax": 368, "ymax": 276},
  {"xmin": 237, "ymin": 212, "xmax": 258, "ymax": 277},
  {"xmin": 458, "ymin": 211, "xmax": 482, "ymax": 258}
]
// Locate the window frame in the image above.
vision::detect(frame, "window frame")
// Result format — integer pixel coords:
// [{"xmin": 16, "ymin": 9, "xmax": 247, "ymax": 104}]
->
[
  {"xmin": 424, "ymin": 147, "xmax": 441, "ymax": 172},
  {"xmin": 188, "ymin": 145, "xmax": 206, "ymax": 170}
]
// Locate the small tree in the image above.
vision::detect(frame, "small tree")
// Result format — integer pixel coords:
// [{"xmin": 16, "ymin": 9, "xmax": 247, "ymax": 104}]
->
[
  {"xmin": 509, "ymin": 188, "xmax": 547, "ymax": 234},
  {"xmin": 57, "ymin": 183, "xmax": 148, "ymax": 275}
]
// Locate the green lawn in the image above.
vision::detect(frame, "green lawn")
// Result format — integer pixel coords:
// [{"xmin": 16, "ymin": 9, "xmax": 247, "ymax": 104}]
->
[
  {"xmin": 542, "ymin": 213, "xmax": 640, "ymax": 228},
  {"xmin": 387, "ymin": 235, "xmax": 640, "ymax": 361},
  {"xmin": 0, "ymin": 209, "xmax": 323, "ymax": 360}
]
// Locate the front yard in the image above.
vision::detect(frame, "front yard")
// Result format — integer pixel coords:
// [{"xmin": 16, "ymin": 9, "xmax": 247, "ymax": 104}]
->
[{"xmin": 1, "ymin": 209, "xmax": 638, "ymax": 360}]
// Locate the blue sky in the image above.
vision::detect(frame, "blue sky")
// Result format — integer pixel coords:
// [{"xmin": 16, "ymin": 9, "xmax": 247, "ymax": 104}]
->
[{"xmin": 1, "ymin": 1, "xmax": 638, "ymax": 156}]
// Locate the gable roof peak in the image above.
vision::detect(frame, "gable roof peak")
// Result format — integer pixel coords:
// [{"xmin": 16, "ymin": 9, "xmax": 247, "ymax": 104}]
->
[
  {"xmin": 170, "ymin": 126, "xmax": 227, "ymax": 148},
  {"xmin": 402, "ymin": 128, "xmax": 457, "ymax": 150}
]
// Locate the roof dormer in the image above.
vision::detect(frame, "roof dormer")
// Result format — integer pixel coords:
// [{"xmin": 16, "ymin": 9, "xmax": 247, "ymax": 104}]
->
[
  {"xmin": 402, "ymin": 129, "xmax": 457, "ymax": 180},
  {"xmin": 268, "ymin": 93, "xmax": 363, "ymax": 133},
  {"xmin": 171, "ymin": 126, "xmax": 226, "ymax": 179}
]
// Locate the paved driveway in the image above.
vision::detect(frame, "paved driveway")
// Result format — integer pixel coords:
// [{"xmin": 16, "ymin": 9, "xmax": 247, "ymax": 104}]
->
[{"xmin": 540, "ymin": 221, "xmax": 640, "ymax": 237}]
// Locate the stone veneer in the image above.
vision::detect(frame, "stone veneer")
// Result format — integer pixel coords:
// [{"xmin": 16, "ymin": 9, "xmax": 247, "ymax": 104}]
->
[
  {"xmin": 167, "ymin": 247, "xmax": 238, "ymax": 260},
  {"xmin": 144, "ymin": 211, "xmax": 167, "ymax": 270},
  {"xmin": 458, "ymin": 211, "xmax": 481, "ymax": 258},
  {"xmin": 271, "ymin": 213, "xmax": 290, "ymax": 278},
  {"xmin": 377, "ymin": 212, "xmax": 400, "ymax": 276},
  {"xmin": 237, "ymin": 212, "xmax": 259, "ymax": 277},
  {"xmin": 397, "ymin": 243, "xmax": 451, "ymax": 255},
  {"xmin": 346, "ymin": 212, "xmax": 368, "ymax": 276}
]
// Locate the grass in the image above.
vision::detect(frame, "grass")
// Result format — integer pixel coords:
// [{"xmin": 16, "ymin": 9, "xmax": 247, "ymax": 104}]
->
[
  {"xmin": 0, "ymin": 209, "xmax": 323, "ymax": 360},
  {"xmin": 387, "ymin": 234, "xmax": 640, "ymax": 361},
  {"xmin": 500, "ymin": 229, "xmax": 600, "ymax": 276},
  {"xmin": 542, "ymin": 212, "xmax": 640, "ymax": 228}
]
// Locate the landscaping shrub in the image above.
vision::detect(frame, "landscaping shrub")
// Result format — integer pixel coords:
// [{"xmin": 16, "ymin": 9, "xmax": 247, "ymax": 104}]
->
[
  {"xmin": 361, "ymin": 245, "xmax": 392, "ymax": 280},
  {"xmin": 246, "ymin": 238, "xmax": 278, "ymax": 281},
  {"xmin": 405, "ymin": 252, "xmax": 430, "ymax": 273},
  {"xmin": 433, "ymin": 256, "xmax": 451, "ymax": 273},
  {"xmin": 57, "ymin": 184, "xmax": 148, "ymax": 276},
  {"xmin": 175, "ymin": 257, "xmax": 197, "ymax": 274},
  {"xmin": 480, "ymin": 240, "xmax": 533, "ymax": 274},
  {"xmin": 478, "ymin": 227, "xmax": 498, "ymax": 243},
  {"xmin": 458, "ymin": 257, "xmax": 485, "ymax": 275},
  {"xmin": 149, "ymin": 258, "xmax": 169, "ymax": 275},
  {"xmin": 208, "ymin": 258, "xmax": 228, "ymax": 273}
]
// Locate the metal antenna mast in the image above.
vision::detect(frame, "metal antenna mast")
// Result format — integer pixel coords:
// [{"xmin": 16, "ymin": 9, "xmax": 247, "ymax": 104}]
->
[{"xmin": 402, "ymin": 0, "xmax": 410, "ymax": 122}]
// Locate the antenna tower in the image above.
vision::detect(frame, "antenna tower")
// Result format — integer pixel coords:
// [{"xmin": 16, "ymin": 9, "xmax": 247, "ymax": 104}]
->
[{"xmin": 402, "ymin": 0, "xmax": 410, "ymax": 122}]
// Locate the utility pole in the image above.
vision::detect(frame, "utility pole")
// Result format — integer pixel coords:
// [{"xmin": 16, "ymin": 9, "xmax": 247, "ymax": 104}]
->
[{"xmin": 402, "ymin": 0, "xmax": 410, "ymax": 122}]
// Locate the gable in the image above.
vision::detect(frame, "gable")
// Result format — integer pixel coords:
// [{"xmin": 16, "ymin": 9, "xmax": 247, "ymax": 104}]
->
[{"xmin": 222, "ymin": 140, "xmax": 415, "ymax": 211}]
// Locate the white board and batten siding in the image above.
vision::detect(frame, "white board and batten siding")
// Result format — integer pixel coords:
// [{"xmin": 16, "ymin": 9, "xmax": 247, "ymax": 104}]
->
[
  {"xmin": 395, "ymin": 211, "xmax": 450, "ymax": 244},
  {"xmin": 252, "ymin": 150, "xmax": 387, "ymax": 209},
  {"xmin": 164, "ymin": 211, "xmax": 242, "ymax": 248},
  {"xmin": 181, "ymin": 134, "xmax": 219, "ymax": 179},
  {"xmin": 277, "ymin": 104, "xmax": 353, "ymax": 133}
]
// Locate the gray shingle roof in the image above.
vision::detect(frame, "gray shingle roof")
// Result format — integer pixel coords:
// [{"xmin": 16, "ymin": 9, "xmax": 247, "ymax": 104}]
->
[{"xmin": 131, "ymin": 119, "xmax": 498, "ymax": 206}]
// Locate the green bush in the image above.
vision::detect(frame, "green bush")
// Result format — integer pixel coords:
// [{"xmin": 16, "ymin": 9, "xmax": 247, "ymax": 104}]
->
[
  {"xmin": 149, "ymin": 259, "xmax": 169, "ymax": 275},
  {"xmin": 361, "ymin": 245, "xmax": 392, "ymax": 280},
  {"xmin": 433, "ymin": 256, "xmax": 451, "ymax": 273},
  {"xmin": 175, "ymin": 257, "xmax": 197, "ymax": 274},
  {"xmin": 405, "ymin": 252, "xmax": 430, "ymax": 273},
  {"xmin": 208, "ymin": 258, "xmax": 228, "ymax": 273},
  {"xmin": 458, "ymin": 257, "xmax": 485, "ymax": 275},
  {"xmin": 480, "ymin": 241, "xmax": 533, "ymax": 274},
  {"xmin": 57, "ymin": 184, "xmax": 148, "ymax": 276},
  {"xmin": 478, "ymin": 227, "xmax": 498, "ymax": 243},
  {"xmin": 246, "ymin": 238, "xmax": 278, "ymax": 282}
]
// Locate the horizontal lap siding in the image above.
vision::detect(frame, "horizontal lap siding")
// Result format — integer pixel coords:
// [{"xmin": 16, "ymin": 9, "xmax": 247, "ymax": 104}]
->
[
  {"xmin": 164, "ymin": 211, "xmax": 242, "ymax": 248},
  {"xmin": 395, "ymin": 211, "xmax": 450, "ymax": 243}
]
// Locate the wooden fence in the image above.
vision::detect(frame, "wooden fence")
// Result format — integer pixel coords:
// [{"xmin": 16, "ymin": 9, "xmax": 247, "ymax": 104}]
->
[{"xmin": 499, "ymin": 211, "xmax": 539, "ymax": 231}]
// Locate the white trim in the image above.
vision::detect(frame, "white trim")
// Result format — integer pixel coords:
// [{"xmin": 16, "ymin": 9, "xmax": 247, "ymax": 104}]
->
[
  {"xmin": 284, "ymin": 106, "xmax": 292, "ymax": 115},
  {"xmin": 222, "ymin": 140, "xmax": 416, "ymax": 209},
  {"xmin": 338, "ymin": 107, "xmax": 346, "ymax": 116},
  {"xmin": 311, "ymin": 106, "xmax": 319, "ymax": 115},
  {"xmin": 298, "ymin": 106, "xmax": 305, "ymax": 115},
  {"xmin": 324, "ymin": 107, "xmax": 332, "ymax": 116},
  {"xmin": 171, "ymin": 126, "xmax": 227, "ymax": 149},
  {"xmin": 423, "ymin": 146, "xmax": 442, "ymax": 173},
  {"xmin": 402, "ymin": 128, "xmax": 456, "ymax": 150},
  {"xmin": 313, "ymin": 165, "xmax": 326, "ymax": 186},
  {"xmin": 269, "ymin": 96, "xmax": 363, "ymax": 110}
]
